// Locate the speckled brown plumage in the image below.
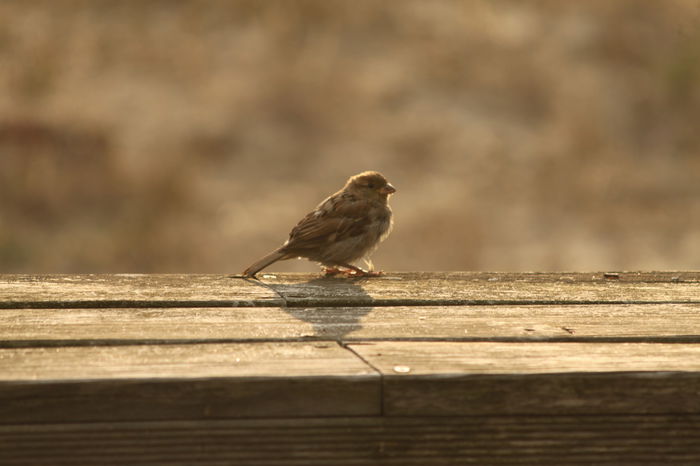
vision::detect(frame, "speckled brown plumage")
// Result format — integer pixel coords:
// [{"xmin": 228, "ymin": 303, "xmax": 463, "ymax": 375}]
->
[{"xmin": 243, "ymin": 171, "xmax": 395, "ymax": 278}]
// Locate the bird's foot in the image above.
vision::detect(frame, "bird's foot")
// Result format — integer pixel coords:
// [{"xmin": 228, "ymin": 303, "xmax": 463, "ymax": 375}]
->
[
  {"xmin": 347, "ymin": 269, "xmax": 383, "ymax": 277},
  {"xmin": 323, "ymin": 264, "xmax": 384, "ymax": 278},
  {"xmin": 322, "ymin": 267, "xmax": 344, "ymax": 276}
]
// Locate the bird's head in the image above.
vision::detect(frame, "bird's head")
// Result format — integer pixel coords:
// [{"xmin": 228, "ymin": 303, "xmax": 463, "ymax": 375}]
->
[{"xmin": 345, "ymin": 171, "xmax": 396, "ymax": 201}]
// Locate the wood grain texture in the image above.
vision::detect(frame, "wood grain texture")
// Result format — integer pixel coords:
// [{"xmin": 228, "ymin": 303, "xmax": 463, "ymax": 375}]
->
[
  {"xmin": 0, "ymin": 342, "xmax": 379, "ymax": 423},
  {"xmin": 350, "ymin": 341, "xmax": 700, "ymax": 415},
  {"xmin": 3, "ymin": 416, "xmax": 700, "ymax": 465},
  {"xmin": 0, "ymin": 307, "xmax": 311, "ymax": 346},
  {"xmin": 351, "ymin": 341, "xmax": 700, "ymax": 374},
  {"xmin": 263, "ymin": 271, "xmax": 700, "ymax": 306},
  {"xmin": 2, "ymin": 272, "xmax": 700, "ymax": 464},
  {"xmin": 0, "ymin": 274, "xmax": 282, "ymax": 308},
  {"xmin": 3, "ymin": 303, "xmax": 700, "ymax": 346},
  {"xmin": 2, "ymin": 272, "xmax": 698, "ymax": 309}
]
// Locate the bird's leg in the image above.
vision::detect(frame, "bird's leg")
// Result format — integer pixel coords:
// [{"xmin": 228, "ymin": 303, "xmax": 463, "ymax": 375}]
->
[{"xmin": 338, "ymin": 263, "xmax": 383, "ymax": 277}]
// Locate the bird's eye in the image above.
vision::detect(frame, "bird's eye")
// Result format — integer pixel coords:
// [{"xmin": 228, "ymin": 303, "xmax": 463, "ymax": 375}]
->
[{"xmin": 367, "ymin": 182, "xmax": 374, "ymax": 189}]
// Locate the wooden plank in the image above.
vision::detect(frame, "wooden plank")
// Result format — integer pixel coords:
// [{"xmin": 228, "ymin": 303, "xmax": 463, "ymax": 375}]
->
[
  {"xmin": 349, "ymin": 341, "xmax": 700, "ymax": 416},
  {"xmin": 0, "ymin": 342, "xmax": 379, "ymax": 423},
  {"xmin": 0, "ymin": 307, "xmax": 313, "ymax": 346},
  {"xmin": 262, "ymin": 272, "xmax": 700, "ymax": 306},
  {"xmin": 0, "ymin": 274, "xmax": 282, "ymax": 308},
  {"xmin": 2, "ymin": 415, "xmax": 700, "ymax": 465},
  {"xmin": 313, "ymin": 303, "xmax": 700, "ymax": 342},
  {"xmin": 281, "ymin": 303, "xmax": 700, "ymax": 342},
  {"xmin": 2, "ymin": 272, "xmax": 699, "ymax": 309},
  {"xmin": 3, "ymin": 303, "xmax": 700, "ymax": 346}
]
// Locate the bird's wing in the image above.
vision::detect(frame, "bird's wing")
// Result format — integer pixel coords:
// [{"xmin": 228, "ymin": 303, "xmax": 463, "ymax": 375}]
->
[{"xmin": 282, "ymin": 193, "xmax": 370, "ymax": 251}]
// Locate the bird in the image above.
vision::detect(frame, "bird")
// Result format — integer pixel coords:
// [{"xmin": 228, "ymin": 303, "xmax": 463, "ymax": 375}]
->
[{"xmin": 242, "ymin": 171, "xmax": 395, "ymax": 278}]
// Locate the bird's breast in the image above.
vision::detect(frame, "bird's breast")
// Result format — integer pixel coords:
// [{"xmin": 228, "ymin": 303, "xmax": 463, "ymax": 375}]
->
[{"xmin": 374, "ymin": 206, "xmax": 393, "ymax": 241}]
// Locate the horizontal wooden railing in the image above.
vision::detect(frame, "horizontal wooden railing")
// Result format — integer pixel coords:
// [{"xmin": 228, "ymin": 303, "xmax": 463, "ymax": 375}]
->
[{"xmin": 1, "ymin": 272, "xmax": 700, "ymax": 464}]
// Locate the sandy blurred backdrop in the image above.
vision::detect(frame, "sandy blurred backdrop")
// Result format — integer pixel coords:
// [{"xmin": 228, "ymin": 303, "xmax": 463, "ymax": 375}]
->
[{"xmin": 1, "ymin": 0, "xmax": 699, "ymax": 273}]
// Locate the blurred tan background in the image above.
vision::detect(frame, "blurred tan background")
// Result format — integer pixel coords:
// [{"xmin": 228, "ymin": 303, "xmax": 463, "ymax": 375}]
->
[{"xmin": 1, "ymin": 0, "xmax": 699, "ymax": 273}]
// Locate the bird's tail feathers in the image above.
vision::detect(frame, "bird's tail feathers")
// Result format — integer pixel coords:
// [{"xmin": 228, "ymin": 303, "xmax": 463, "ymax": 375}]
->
[{"xmin": 242, "ymin": 249, "xmax": 288, "ymax": 277}]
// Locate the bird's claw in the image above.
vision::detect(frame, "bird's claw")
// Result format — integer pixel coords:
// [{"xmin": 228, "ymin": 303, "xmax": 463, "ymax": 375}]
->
[
  {"xmin": 322, "ymin": 267, "xmax": 344, "ymax": 276},
  {"xmin": 348, "ymin": 269, "xmax": 383, "ymax": 277},
  {"xmin": 323, "ymin": 267, "xmax": 383, "ymax": 278}
]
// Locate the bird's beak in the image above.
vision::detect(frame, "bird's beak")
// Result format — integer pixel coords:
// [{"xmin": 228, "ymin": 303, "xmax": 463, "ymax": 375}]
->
[{"xmin": 380, "ymin": 184, "xmax": 396, "ymax": 195}]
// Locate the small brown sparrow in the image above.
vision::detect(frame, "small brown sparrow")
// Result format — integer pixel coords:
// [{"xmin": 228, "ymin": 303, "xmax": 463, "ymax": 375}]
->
[{"xmin": 243, "ymin": 171, "xmax": 395, "ymax": 278}]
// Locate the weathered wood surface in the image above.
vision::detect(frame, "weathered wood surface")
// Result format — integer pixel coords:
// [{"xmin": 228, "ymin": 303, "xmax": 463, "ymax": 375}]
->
[
  {"xmin": 0, "ymin": 342, "xmax": 378, "ymax": 423},
  {"xmin": 2, "ymin": 272, "xmax": 700, "ymax": 464},
  {"xmin": 352, "ymin": 341, "xmax": 700, "ymax": 374},
  {"xmin": 350, "ymin": 341, "xmax": 700, "ymax": 415},
  {"xmin": 263, "ymin": 271, "xmax": 700, "ymax": 306},
  {"xmin": 3, "ymin": 415, "xmax": 700, "ymax": 466},
  {"xmin": 3, "ymin": 303, "xmax": 700, "ymax": 346},
  {"xmin": 0, "ymin": 274, "xmax": 283, "ymax": 308},
  {"xmin": 2, "ymin": 272, "xmax": 699, "ymax": 309}
]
